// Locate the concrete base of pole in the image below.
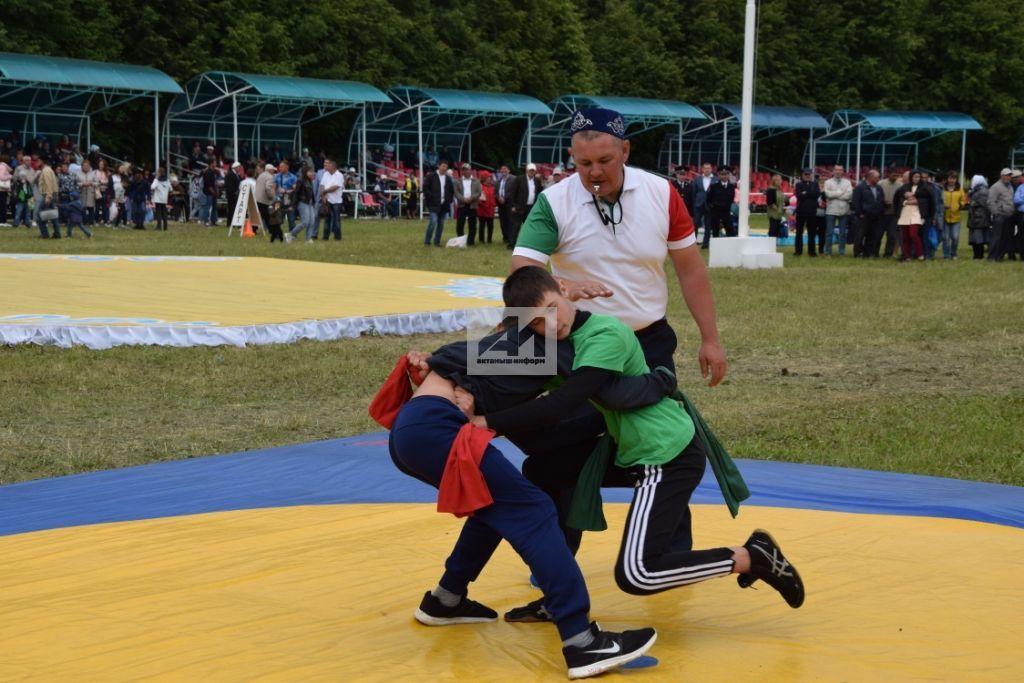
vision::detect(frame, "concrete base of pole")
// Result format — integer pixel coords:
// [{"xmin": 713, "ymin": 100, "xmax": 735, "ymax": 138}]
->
[{"xmin": 708, "ymin": 236, "xmax": 784, "ymax": 269}]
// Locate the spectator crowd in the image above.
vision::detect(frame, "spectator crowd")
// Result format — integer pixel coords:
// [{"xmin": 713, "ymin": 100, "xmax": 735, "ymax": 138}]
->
[
  {"xmin": 669, "ymin": 161, "xmax": 1024, "ymax": 262},
  {"xmin": 0, "ymin": 130, "xmax": 1020, "ymax": 260}
]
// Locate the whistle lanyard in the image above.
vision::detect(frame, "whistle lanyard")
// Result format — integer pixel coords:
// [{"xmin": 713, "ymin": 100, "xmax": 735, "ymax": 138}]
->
[{"xmin": 591, "ymin": 191, "xmax": 624, "ymax": 235}]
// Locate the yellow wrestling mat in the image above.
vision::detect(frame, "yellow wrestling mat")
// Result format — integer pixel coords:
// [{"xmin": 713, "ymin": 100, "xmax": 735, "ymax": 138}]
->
[
  {"xmin": 0, "ymin": 254, "xmax": 502, "ymax": 348},
  {"xmin": 2, "ymin": 504, "xmax": 1021, "ymax": 682}
]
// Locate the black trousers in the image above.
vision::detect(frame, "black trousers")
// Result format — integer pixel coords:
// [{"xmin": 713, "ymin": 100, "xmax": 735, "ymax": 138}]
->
[
  {"xmin": 509, "ymin": 319, "xmax": 679, "ymax": 554},
  {"xmin": 988, "ymin": 215, "xmax": 1011, "ymax": 261},
  {"xmin": 852, "ymin": 214, "xmax": 882, "ymax": 257},
  {"xmin": 1013, "ymin": 212, "xmax": 1024, "ymax": 260},
  {"xmin": 794, "ymin": 214, "xmax": 817, "ymax": 255},
  {"xmin": 154, "ymin": 204, "xmax": 168, "ymax": 231},
  {"xmin": 614, "ymin": 438, "xmax": 734, "ymax": 595},
  {"xmin": 881, "ymin": 214, "xmax": 900, "ymax": 257},
  {"xmin": 257, "ymin": 202, "xmax": 270, "ymax": 234},
  {"xmin": 508, "ymin": 204, "xmax": 533, "ymax": 247},
  {"xmin": 865, "ymin": 214, "xmax": 883, "ymax": 256},
  {"xmin": 456, "ymin": 205, "xmax": 478, "ymax": 244},
  {"xmin": 498, "ymin": 202, "xmax": 513, "ymax": 245},
  {"xmin": 478, "ymin": 216, "xmax": 494, "ymax": 243},
  {"xmin": 704, "ymin": 207, "xmax": 730, "ymax": 245}
]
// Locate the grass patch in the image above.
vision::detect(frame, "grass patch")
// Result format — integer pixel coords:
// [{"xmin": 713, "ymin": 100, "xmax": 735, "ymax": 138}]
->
[{"xmin": 1, "ymin": 219, "xmax": 1022, "ymax": 486}]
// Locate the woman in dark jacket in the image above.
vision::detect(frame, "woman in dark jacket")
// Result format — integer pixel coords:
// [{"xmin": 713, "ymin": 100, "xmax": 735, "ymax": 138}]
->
[
  {"xmin": 288, "ymin": 167, "xmax": 318, "ymax": 242},
  {"xmin": 893, "ymin": 170, "xmax": 934, "ymax": 261}
]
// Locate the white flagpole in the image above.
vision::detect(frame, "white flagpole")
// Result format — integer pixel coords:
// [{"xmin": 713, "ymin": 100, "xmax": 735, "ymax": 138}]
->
[{"xmin": 737, "ymin": 0, "xmax": 756, "ymax": 238}]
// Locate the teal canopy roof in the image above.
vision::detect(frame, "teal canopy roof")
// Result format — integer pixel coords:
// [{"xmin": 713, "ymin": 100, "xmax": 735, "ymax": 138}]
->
[
  {"xmin": 166, "ymin": 71, "xmax": 393, "ymax": 159},
  {"xmin": 0, "ymin": 52, "xmax": 182, "ymax": 145},
  {"xmin": 808, "ymin": 109, "xmax": 983, "ymax": 169},
  {"xmin": 704, "ymin": 103, "xmax": 828, "ymax": 130},
  {"xmin": 0, "ymin": 52, "xmax": 181, "ymax": 96},
  {"xmin": 559, "ymin": 94, "xmax": 704, "ymax": 120},
  {"xmin": 234, "ymin": 73, "xmax": 391, "ymax": 103},
  {"xmin": 348, "ymin": 86, "xmax": 552, "ymax": 167},
  {"xmin": 835, "ymin": 109, "xmax": 982, "ymax": 132},
  {"xmin": 391, "ymin": 86, "xmax": 551, "ymax": 115},
  {"xmin": 169, "ymin": 72, "xmax": 390, "ymax": 118},
  {"xmin": 524, "ymin": 93, "xmax": 706, "ymax": 166}
]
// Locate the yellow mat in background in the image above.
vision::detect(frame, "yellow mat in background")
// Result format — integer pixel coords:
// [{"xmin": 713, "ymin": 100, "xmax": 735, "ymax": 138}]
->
[
  {"xmin": 0, "ymin": 255, "xmax": 500, "ymax": 327},
  {"xmin": 1, "ymin": 504, "xmax": 1021, "ymax": 682}
]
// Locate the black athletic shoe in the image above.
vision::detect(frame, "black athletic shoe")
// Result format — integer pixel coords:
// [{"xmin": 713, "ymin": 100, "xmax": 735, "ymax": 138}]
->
[
  {"xmin": 736, "ymin": 530, "xmax": 759, "ymax": 589},
  {"xmin": 737, "ymin": 571, "xmax": 757, "ymax": 589},
  {"xmin": 503, "ymin": 597, "xmax": 552, "ymax": 623},
  {"xmin": 744, "ymin": 529, "xmax": 805, "ymax": 608},
  {"xmin": 413, "ymin": 591, "xmax": 497, "ymax": 626},
  {"xmin": 562, "ymin": 622, "xmax": 657, "ymax": 680}
]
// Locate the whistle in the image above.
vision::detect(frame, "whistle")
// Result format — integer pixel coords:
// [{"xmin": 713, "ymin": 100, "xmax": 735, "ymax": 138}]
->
[{"xmin": 592, "ymin": 184, "xmax": 601, "ymax": 193}]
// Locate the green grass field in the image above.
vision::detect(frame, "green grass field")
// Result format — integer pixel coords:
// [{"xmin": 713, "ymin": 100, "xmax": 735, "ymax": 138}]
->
[{"xmin": 2, "ymin": 218, "xmax": 1022, "ymax": 487}]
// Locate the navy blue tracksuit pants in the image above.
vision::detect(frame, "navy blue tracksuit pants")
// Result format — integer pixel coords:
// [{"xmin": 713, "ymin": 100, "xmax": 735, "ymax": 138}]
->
[{"xmin": 389, "ymin": 395, "xmax": 590, "ymax": 640}]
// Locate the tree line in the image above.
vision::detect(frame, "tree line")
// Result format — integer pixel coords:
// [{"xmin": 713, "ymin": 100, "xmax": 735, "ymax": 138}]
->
[{"xmin": 1, "ymin": 0, "xmax": 1021, "ymax": 175}]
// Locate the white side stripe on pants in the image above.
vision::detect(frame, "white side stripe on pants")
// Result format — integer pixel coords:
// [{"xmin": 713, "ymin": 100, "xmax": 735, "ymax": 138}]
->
[{"xmin": 622, "ymin": 465, "xmax": 734, "ymax": 592}]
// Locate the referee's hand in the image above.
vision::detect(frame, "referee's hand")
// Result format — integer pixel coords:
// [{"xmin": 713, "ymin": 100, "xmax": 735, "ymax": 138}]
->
[
  {"xmin": 559, "ymin": 277, "xmax": 613, "ymax": 301},
  {"xmin": 699, "ymin": 340, "xmax": 727, "ymax": 388}
]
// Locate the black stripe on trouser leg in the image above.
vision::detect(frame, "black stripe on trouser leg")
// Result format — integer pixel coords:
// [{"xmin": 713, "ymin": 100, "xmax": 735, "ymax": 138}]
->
[{"xmin": 615, "ymin": 455, "xmax": 734, "ymax": 595}]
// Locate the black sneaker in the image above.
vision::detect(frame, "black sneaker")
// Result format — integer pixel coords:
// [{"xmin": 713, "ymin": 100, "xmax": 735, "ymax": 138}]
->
[
  {"xmin": 563, "ymin": 622, "xmax": 657, "ymax": 680},
  {"xmin": 413, "ymin": 591, "xmax": 497, "ymax": 626},
  {"xmin": 503, "ymin": 597, "xmax": 552, "ymax": 623},
  {"xmin": 744, "ymin": 529, "xmax": 804, "ymax": 608},
  {"xmin": 736, "ymin": 530, "xmax": 759, "ymax": 589},
  {"xmin": 737, "ymin": 571, "xmax": 757, "ymax": 589}
]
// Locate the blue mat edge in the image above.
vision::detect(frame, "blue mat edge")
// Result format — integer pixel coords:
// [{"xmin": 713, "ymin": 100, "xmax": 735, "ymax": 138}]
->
[{"xmin": 1, "ymin": 432, "xmax": 1021, "ymax": 537}]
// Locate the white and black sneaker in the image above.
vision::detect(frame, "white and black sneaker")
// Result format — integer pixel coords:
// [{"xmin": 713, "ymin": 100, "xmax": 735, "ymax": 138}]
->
[
  {"xmin": 562, "ymin": 622, "xmax": 657, "ymax": 680},
  {"xmin": 744, "ymin": 529, "xmax": 805, "ymax": 608},
  {"xmin": 413, "ymin": 590, "xmax": 498, "ymax": 626},
  {"xmin": 504, "ymin": 597, "xmax": 552, "ymax": 623}
]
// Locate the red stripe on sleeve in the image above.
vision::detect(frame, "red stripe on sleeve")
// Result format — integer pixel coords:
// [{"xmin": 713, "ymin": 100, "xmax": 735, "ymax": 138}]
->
[{"xmin": 667, "ymin": 182, "xmax": 694, "ymax": 241}]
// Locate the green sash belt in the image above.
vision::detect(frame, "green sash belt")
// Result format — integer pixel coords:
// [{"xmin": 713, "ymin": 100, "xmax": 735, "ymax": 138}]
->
[{"xmin": 567, "ymin": 382, "xmax": 750, "ymax": 532}]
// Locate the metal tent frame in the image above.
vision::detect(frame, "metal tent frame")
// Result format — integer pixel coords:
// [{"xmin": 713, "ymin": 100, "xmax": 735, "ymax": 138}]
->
[
  {"xmin": 524, "ymin": 94, "xmax": 706, "ymax": 169},
  {"xmin": 0, "ymin": 52, "xmax": 181, "ymax": 168},
  {"xmin": 809, "ymin": 110, "xmax": 983, "ymax": 181},
  {"xmin": 1011, "ymin": 138, "xmax": 1024, "ymax": 169},
  {"xmin": 164, "ymin": 71, "xmax": 391, "ymax": 173},
  {"xmin": 661, "ymin": 103, "xmax": 828, "ymax": 173},
  {"xmin": 347, "ymin": 86, "xmax": 552, "ymax": 216}
]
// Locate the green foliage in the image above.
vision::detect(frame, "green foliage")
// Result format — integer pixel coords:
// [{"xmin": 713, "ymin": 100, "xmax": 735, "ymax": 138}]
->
[{"xmin": 0, "ymin": 0, "xmax": 1022, "ymax": 172}]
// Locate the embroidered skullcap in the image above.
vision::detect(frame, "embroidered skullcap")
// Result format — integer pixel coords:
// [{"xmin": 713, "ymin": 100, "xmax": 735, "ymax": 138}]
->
[{"xmin": 569, "ymin": 108, "xmax": 627, "ymax": 140}]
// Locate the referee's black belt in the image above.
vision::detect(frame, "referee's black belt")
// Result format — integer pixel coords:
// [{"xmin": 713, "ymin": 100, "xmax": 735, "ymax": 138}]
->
[{"xmin": 634, "ymin": 318, "xmax": 670, "ymax": 337}]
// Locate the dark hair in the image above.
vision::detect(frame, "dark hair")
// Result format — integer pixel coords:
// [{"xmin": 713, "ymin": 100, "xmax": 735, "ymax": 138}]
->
[{"xmin": 503, "ymin": 265, "xmax": 560, "ymax": 309}]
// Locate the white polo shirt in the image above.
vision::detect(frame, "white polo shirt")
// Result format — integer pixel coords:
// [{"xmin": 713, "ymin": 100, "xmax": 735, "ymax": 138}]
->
[
  {"xmin": 513, "ymin": 166, "xmax": 696, "ymax": 330},
  {"xmin": 323, "ymin": 170, "xmax": 345, "ymax": 204}
]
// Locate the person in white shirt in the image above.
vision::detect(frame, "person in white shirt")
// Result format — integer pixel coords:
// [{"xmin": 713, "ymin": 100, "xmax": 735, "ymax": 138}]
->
[
  {"xmin": 320, "ymin": 159, "xmax": 345, "ymax": 240},
  {"xmin": 422, "ymin": 161, "xmax": 454, "ymax": 246},
  {"xmin": 686, "ymin": 162, "xmax": 715, "ymax": 247},
  {"xmin": 823, "ymin": 164, "xmax": 854, "ymax": 256},
  {"xmin": 150, "ymin": 167, "xmax": 171, "ymax": 231},
  {"xmin": 508, "ymin": 162, "xmax": 542, "ymax": 246},
  {"xmin": 504, "ymin": 108, "xmax": 727, "ymax": 594},
  {"xmin": 453, "ymin": 163, "xmax": 482, "ymax": 245}
]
